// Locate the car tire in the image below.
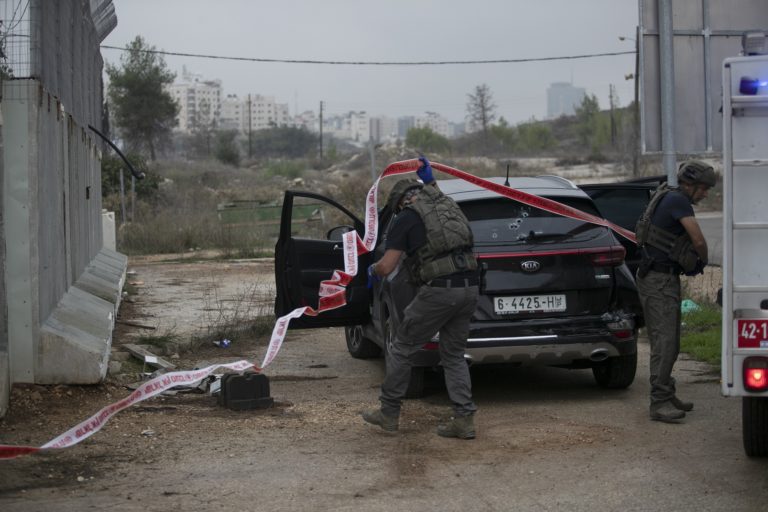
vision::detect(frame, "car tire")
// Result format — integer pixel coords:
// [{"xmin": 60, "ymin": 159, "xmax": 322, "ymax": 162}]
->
[
  {"xmin": 592, "ymin": 352, "xmax": 637, "ymax": 389},
  {"xmin": 345, "ymin": 325, "xmax": 382, "ymax": 359},
  {"xmin": 743, "ymin": 397, "xmax": 768, "ymax": 457}
]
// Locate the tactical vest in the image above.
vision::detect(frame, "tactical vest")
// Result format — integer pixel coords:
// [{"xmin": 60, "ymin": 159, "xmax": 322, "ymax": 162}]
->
[
  {"xmin": 404, "ymin": 184, "xmax": 478, "ymax": 284},
  {"xmin": 635, "ymin": 184, "xmax": 699, "ymax": 273}
]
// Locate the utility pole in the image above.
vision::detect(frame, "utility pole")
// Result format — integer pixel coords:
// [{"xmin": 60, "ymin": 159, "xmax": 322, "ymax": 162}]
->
[
  {"xmin": 369, "ymin": 135, "xmax": 376, "ymax": 183},
  {"xmin": 247, "ymin": 94, "xmax": 252, "ymax": 159},
  {"xmin": 658, "ymin": 0, "xmax": 677, "ymax": 185},
  {"xmin": 609, "ymin": 84, "xmax": 616, "ymax": 147},
  {"xmin": 633, "ymin": 26, "xmax": 640, "ymax": 177},
  {"xmin": 319, "ymin": 101, "xmax": 324, "ymax": 160}
]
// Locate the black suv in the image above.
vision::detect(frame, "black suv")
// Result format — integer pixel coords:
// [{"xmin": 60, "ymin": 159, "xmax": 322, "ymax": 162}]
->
[{"xmin": 275, "ymin": 175, "xmax": 656, "ymax": 396}]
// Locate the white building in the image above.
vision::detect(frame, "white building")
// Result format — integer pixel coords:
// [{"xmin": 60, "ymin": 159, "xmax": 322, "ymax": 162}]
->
[
  {"xmin": 217, "ymin": 94, "xmax": 292, "ymax": 133},
  {"xmin": 323, "ymin": 111, "xmax": 370, "ymax": 143},
  {"xmin": 244, "ymin": 94, "xmax": 292, "ymax": 131},
  {"xmin": 415, "ymin": 111, "xmax": 451, "ymax": 139},
  {"xmin": 219, "ymin": 94, "xmax": 244, "ymax": 131},
  {"xmin": 370, "ymin": 116, "xmax": 398, "ymax": 143},
  {"xmin": 294, "ymin": 110, "xmax": 318, "ymax": 132},
  {"xmin": 168, "ymin": 67, "xmax": 222, "ymax": 133}
]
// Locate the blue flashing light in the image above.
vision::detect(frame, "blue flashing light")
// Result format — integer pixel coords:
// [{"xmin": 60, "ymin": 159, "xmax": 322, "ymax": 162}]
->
[{"xmin": 740, "ymin": 76, "xmax": 761, "ymax": 95}]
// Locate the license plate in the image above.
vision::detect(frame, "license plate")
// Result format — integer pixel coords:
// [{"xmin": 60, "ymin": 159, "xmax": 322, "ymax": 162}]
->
[
  {"xmin": 494, "ymin": 294, "xmax": 566, "ymax": 314},
  {"xmin": 737, "ymin": 319, "xmax": 768, "ymax": 348}
]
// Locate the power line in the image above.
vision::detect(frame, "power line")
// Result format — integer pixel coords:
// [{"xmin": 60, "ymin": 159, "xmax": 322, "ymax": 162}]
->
[{"xmin": 100, "ymin": 45, "xmax": 634, "ymax": 66}]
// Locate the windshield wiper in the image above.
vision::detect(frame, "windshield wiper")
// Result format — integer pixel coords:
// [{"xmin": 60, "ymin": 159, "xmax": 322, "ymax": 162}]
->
[{"xmin": 516, "ymin": 230, "xmax": 568, "ymax": 242}]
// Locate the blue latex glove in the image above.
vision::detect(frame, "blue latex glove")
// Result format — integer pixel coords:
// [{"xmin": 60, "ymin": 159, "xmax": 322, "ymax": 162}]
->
[
  {"xmin": 367, "ymin": 263, "xmax": 381, "ymax": 289},
  {"xmin": 417, "ymin": 156, "xmax": 434, "ymax": 184}
]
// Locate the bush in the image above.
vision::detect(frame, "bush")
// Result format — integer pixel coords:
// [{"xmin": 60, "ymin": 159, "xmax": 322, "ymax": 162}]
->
[
  {"xmin": 264, "ymin": 160, "xmax": 305, "ymax": 180},
  {"xmin": 214, "ymin": 130, "xmax": 241, "ymax": 167},
  {"xmin": 101, "ymin": 153, "xmax": 160, "ymax": 198}
]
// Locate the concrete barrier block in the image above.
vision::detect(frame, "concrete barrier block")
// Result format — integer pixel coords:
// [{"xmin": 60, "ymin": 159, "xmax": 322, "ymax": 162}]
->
[{"xmin": 38, "ymin": 299, "xmax": 111, "ymax": 384}]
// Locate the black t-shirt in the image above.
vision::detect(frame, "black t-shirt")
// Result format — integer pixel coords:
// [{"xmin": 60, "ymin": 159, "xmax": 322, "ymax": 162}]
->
[
  {"xmin": 385, "ymin": 209, "xmax": 426, "ymax": 255},
  {"xmin": 646, "ymin": 189, "xmax": 694, "ymax": 264}
]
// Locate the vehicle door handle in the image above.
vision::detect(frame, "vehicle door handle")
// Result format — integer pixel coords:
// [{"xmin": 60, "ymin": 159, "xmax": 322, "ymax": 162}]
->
[{"xmin": 333, "ymin": 244, "xmax": 342, "ymax": 251}]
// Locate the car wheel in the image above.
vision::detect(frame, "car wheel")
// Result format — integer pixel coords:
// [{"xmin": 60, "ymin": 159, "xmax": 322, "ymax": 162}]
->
[
  {"xmin": 344, "ymin": 325, "xmax": 382, "ymax": 359},
  {"xmin": 743, "ymin": 397, "xmax": 768, "ymax": 457},
  {"xmin": 382, "ymin": 314, "xmax": 426, "ymax": 399},
  {"xmin": 592, "ymin": 352, "xmax": 637, "ymax": 389}
]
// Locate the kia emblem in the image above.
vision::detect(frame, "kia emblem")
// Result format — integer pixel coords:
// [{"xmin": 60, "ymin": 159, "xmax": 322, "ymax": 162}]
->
[{"xmin": 520, "ymin": 260, "xmax": 541, "ymax": 272}]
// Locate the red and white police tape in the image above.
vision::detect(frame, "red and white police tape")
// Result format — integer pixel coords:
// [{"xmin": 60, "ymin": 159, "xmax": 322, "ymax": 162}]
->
[
  {"xmin": 0, "ymin": 159, "xmax": 635, "ymax": 459},
  {"xmin": 0, "ymin": 360, "xmax": 254, "ymax": 459}
]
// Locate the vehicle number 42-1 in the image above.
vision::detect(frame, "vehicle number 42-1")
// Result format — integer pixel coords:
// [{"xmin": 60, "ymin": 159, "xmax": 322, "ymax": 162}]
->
[{"xmin": 737, "ymin": 319, "xmax": 768, "ymax": 348}]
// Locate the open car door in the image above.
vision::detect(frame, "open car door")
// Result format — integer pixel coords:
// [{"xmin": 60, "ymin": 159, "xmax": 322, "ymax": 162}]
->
[
  {"xmin": 579, "ymin": 176, "xmax": 664, "ymax": 276},
  {"xmin": 274, "ymin": 190, "xmax": 371, "ymax": 329}
]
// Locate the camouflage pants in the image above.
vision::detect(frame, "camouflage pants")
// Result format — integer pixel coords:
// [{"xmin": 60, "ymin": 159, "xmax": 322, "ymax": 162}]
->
[{"xmin": 637, "ymin": 270, "xmax": 682, "ymax": 405}]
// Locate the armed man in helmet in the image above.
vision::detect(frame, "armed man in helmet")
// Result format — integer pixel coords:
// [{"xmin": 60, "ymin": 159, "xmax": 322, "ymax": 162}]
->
[
  {"xmin": 635, "ymin": 159, "xmax": 717, "ymax": 423},
  {"xmin": 362, "ymin": 156, "xmax": 480, "ymax": 439}
]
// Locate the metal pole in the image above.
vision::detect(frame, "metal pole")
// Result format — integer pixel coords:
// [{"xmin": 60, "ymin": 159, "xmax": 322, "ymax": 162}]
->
[
  {"xmin": 702, "ymin": 0, "xmax": 713, "ymax": 152},
  {"xmin": 369, "ymin": 136, "xmax": 376, "ymax": 183},
  {"xmin": 659, "ymin": 0, "xmax": 678, "ymax": 186},
  {"xmin": 319, "ymin": 101, "xmax": 324, "ymax": 160},
  {"xmin": 633, "ymin": 24, "xmax": 640, "ymax": 176}
]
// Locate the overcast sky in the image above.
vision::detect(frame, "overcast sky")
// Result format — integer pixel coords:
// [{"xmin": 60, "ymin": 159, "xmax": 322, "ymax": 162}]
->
[{"xmin": 102, "ymin": 0, "xmax": 640, "ymax": 125}]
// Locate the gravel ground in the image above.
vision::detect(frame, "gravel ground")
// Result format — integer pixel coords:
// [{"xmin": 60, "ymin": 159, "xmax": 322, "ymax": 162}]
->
[{"xmin": 1, "ymin": 258, "xmax": 766, "ymax": 512}]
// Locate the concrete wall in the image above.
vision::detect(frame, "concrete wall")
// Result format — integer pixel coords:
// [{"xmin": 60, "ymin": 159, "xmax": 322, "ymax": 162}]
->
[
  {"xmin": 2, "ymin": 80, "xmax": 126, "ymax": 387},
  {"xmin": 0, "ymin": 0, "xmax": 122, "ymax": 415}
]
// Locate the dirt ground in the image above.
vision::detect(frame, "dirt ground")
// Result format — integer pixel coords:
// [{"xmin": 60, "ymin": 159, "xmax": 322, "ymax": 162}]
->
[{"xmin": 1, "ymin": 257, "xmax": 767, "ymax": 512}]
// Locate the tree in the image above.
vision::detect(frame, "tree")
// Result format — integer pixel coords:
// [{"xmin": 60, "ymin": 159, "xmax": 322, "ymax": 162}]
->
[
  {"xmin": 574, "ymin": 94, "xmax": 610, "ymax": 155},
  {"xmin": 466, "ymin": 84, "xmax": 497, "ymax": 146},
  {"xmin": 189, "ymin": 99, "xmax": 217, "ymax": 159},
  {"xmin": 405, "ymin": 126, "xmax": 451, "ymax": 153},
  {"xmin": 214, "ymin": 130, "xmax": 241, "ymax": 166},
  {"xmin": 516, "ymin": 121, "xmax": 555, "ymax": 153},
  {"xmin": 106, "ymin": 36, "xmax": 178, "ymax": 160}
]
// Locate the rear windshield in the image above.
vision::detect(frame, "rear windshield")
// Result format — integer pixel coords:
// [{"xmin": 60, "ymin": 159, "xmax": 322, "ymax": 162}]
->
[{"xmin": 459, "ymin": 197, "xmax": 605, "ymax": 245}]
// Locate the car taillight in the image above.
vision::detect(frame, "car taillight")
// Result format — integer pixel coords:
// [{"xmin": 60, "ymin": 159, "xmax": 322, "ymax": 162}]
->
[
  {"xmin": 744, "ymin": 357, "xmax": 768, "ymax": 391},
  {"xmin": 589, "ymin": 245, "xmax": 626, "ymax": 267}
]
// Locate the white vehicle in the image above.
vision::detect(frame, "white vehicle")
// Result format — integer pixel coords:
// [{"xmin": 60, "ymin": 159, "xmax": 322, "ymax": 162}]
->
[{"xmin": 721, "ymin": 50, "xmax": 768, "ymax": 457}]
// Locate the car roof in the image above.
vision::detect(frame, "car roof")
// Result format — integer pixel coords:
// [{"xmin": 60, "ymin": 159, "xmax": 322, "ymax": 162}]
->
[{"xmin": 436, "ymin": 176, "xmax": 590, "ymax": 203}]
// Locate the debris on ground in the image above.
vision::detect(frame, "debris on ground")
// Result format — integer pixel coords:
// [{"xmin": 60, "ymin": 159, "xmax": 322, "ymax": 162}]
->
[{"xmin": 124, "ymin": 343, "xmax": 176, "ymax": 370}]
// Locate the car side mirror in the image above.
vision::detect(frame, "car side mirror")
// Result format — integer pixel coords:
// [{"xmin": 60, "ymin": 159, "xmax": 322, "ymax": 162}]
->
[{"xmin": 327, "ymin": 225, "xmax": 355, "ymax": 241}]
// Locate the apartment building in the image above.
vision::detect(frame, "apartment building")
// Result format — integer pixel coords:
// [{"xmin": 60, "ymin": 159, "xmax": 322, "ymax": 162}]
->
[
  {"xmin": 219, "ymin": 94, "xmax": 292, "ymax": 133},
  {"xmin": 415, "ymin": 111, "xmax": 451, "ymax": 138},
  {"xmin": 168, "ymin": 67, "xmax": 222, "ymax": 133}
]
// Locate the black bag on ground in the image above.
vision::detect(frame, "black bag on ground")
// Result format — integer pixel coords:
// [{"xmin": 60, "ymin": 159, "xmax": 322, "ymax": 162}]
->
[{"xmin": 217, "ymin": 372, "xmax": 274, "ymax": 410}]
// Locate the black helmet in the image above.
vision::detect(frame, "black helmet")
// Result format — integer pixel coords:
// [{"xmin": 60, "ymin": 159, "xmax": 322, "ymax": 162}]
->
[
  {"xmin": 386, "ymin": 179, "xmax": 423, "ymax": 213},
  {"xmin": 677, "ymin": 160, "xmax": 717, "ymax": 187}
]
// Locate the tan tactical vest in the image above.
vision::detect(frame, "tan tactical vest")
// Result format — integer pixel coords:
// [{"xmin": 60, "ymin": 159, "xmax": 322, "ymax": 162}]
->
[
  {"xmin": 404, "ymin": 184, "xmax": 478, "ymax": 283},
  {"xmin": 635, "ymin": 184, "xmax": 699, "ymax": 272}
]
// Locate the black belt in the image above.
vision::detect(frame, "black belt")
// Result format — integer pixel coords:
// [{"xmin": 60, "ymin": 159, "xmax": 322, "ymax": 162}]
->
[
  {"xmin": 428, "ymin": 276, "xmax": 479, "ymax": 288},
  {"xmin": 648, "ymin": 262, "xmax": 680, "ymax": 275}
]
